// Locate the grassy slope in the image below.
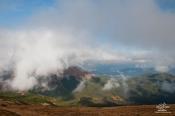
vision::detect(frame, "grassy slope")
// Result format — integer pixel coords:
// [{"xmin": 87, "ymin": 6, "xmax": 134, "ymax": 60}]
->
[{"xmin": 0, "ymin": 91, "xmax": 67, "ymax": 106}]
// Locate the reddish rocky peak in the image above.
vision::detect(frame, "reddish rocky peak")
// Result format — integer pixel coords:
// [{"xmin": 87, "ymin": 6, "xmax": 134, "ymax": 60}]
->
[{"xmin": 63, "ymin": 66, "xmax": 92, "ymax": 79}]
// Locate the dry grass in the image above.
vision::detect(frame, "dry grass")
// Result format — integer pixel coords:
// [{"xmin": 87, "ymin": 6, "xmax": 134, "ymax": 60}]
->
[{"xmin": 0, "ymin": 100, "xmax": 175, "ymax": 116}]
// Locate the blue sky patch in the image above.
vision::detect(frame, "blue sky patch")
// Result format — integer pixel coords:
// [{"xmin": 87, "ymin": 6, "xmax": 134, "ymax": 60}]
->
[
  {"xmin": 0, "ymin": 0, "xmax": 55, "ymax": 27},
  {"xmin": 155, "ymin": 0, "xmax": 175, "ymax": 12}
]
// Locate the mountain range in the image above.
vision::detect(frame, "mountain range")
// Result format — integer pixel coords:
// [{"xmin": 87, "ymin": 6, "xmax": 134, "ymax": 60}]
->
[{"xmin": 0, "ymin": 66, "xmax": 175, "ymax": 106}]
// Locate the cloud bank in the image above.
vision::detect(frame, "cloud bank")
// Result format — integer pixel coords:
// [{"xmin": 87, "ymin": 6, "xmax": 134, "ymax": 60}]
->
[{"xmin": 0, "ymin": 0, "xmax": 175, "ymax": 90}]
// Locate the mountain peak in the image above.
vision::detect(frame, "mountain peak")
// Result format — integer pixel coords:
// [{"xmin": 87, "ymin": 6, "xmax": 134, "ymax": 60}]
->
[{"xmin": 63, "ymin": 66, "xmax": 92, "ymax": 80}]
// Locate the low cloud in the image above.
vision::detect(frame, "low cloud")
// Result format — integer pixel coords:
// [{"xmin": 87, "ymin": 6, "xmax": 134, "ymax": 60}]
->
[
  {"xmin": 102, "ymin": 78, "xmax": 120, "ymax": 91},
  {"xmin": 73, "ymin": 80, "xmax": 86, "ymax": 93},
  {"xmin": 0, "ymin": 29, "xmax": 133, "ymax": 91},
  {"xmin": 155, "ymin": 65, "xmax": 169, "ymax": 73}
]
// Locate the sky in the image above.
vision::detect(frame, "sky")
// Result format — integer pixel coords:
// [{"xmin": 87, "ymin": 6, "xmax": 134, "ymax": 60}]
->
[
  {"xmin": 0, "ymin": 0, "xmax": 175, "ymax": 28},
  {"xmin": 1, "ymin": 0, "xmax": 175, "ymax": 90},
  {"xmin": 0, "ymin": 0, "xmax": 55, "ymax": 27}
]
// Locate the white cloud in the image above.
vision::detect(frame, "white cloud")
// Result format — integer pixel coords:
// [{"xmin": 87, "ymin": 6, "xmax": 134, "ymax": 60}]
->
[
  {"xmin": 103, "ymin": 78, "xmax": 120, "ymax": 91},
  {"xmin": 0, "ymin": 29, "xmax": 133, "ymax": 91},
  {"xmin": 73, "ymin": 80, "xmax": 86, "ymax": 93},
  {"xmin": 29, "ymin": 0, "xmax": 175, "ymax": 51}
]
